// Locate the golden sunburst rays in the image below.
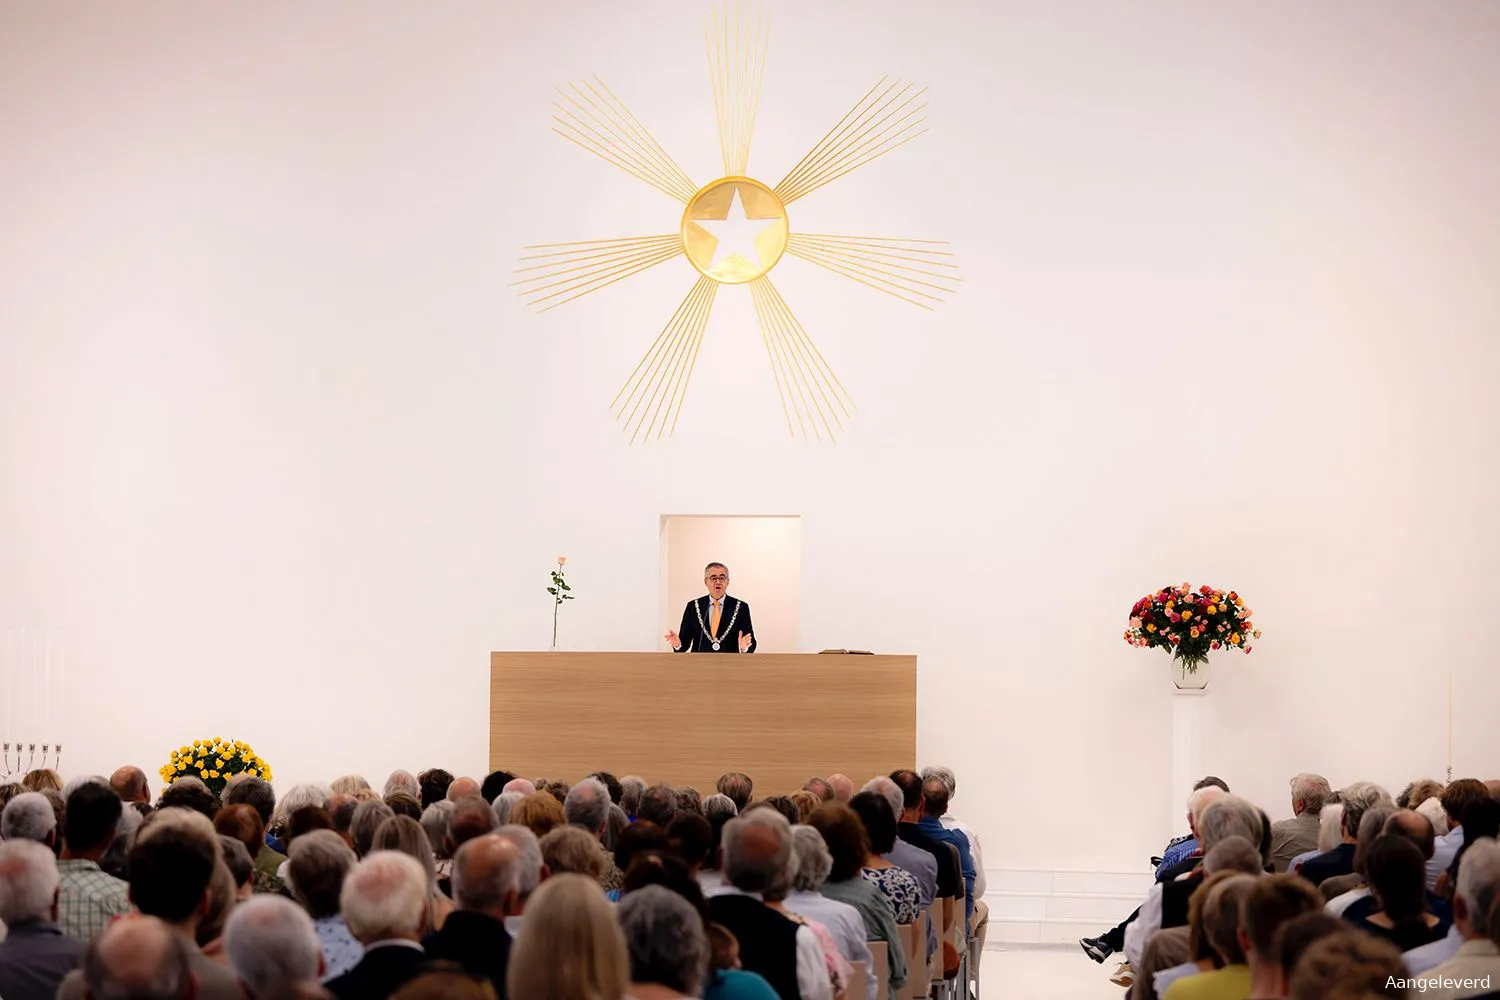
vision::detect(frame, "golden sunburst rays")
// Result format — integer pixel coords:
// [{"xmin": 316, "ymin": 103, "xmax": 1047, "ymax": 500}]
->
[{"xmin": 516, "ymin": 0, "xmax": 959, "ymax": 441}]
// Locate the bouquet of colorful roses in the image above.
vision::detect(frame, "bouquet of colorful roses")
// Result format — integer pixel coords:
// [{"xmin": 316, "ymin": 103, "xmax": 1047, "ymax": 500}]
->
[{"xmin": 1124, "ymin": 583, "xmax": 1260, "ymax": 672}]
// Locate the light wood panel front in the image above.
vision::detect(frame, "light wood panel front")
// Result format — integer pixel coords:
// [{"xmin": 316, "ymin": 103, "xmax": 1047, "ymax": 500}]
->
[{"xmin": 489, "ymin": 652, "xmax": 916, "ymax": 794}]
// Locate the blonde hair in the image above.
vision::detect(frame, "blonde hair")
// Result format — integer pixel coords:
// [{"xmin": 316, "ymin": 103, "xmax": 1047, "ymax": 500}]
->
[
  {"xmin": 788, "ymin": 790, "xmax": 819, "ymax": 823},
  {"xmin": 506, "ymin": 873, "xmax": 629, "ymax": 1000},
  {"xmin": 511, "ymin": 792, "xmax": 567, "ymax": 839},
  {"xmin": 20, "ymin": 769, "xmax": 62, "ymax": 793},
  {"xmin": 539, "ymin": 825, "xmax": 608, "ymax": 881},
  {"xmin": 331, "ymin": 775, "xmax": 371, "ymax": 795}
]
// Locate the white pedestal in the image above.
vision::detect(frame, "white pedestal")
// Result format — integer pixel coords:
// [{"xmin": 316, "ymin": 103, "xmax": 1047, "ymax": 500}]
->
[{"xmin": 1170, "ymin": 689, "xmax": 1207, "ymax": 833}]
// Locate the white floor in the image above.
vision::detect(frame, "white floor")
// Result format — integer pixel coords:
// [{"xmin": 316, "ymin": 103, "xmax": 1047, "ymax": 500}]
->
[{"xmin": 979, "ymin": 944, "xmax": 1123, "ymax": 999}]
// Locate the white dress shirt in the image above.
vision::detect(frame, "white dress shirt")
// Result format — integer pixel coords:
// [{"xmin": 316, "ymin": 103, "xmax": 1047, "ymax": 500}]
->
[
  {"xmin": 716, "ymin": 887, "xmax": 833, "ymax": 1000},
  {"xmin": 785, "ymin": 889, "xmax": 876, "ymax": 1000},
  {"xmin": 1428, "ymin": 826, "xmax": 1464, "ymax": 890},
  {"xmin": 1423, "ymin": 939, "xmax": 1500, "ymax": 999},
  {"xmin": 940, "ymin": 814, "xmax": 986, "ymax": 898},
  {"xmin": 1124, "ymin": 882, "xmax": 1165, "ymax": 968},
  {"xmin": 1325, "ymin": 886, "xmax": 1371, "ymax": 917}
]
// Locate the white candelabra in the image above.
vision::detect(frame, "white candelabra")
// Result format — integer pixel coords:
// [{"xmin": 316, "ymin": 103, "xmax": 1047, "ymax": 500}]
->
[
  {"xmin": 2, "ymin": 743, "xmax": 64, "ymax": 780},
  {"xmin": 4, "ymin": 627, "xmax": 65, "ymax": 780}
]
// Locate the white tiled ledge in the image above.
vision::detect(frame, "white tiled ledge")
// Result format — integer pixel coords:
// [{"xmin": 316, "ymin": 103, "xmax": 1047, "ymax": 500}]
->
[{"xmin": 981, "ymin": 869, "xmax": 1152, "ymax": 945}]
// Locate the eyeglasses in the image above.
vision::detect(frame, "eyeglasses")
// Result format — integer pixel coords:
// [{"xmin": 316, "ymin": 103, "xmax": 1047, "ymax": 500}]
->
[{"xmin": 706, "ymin": 575, "xmax": 728, "ymax": 583}]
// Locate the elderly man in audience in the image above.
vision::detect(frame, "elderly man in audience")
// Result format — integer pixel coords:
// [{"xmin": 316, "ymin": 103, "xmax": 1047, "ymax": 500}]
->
[
  {"xmin": 325, "ymin": 851, "xmax": 431, "ymax": 1000},
  {"xmin": 917, "ymin": 774, "xmax": 976, "ymax": 935},
  {"xmin": 716, "ymin": 772, "xmax": 754, "ymax": 812},
  {"xmin": 1, "ymin": 792, "xmax": 58, "ymax": 849},
  {"xmin": 565, "ymin": 776, "xmax": 624, "ymax": 889},
  {"xmin": 783, "ymin": 824, "xmax": 876, "ymax": 1000},
  {"xmin": 446, "ymin": 776, "xmax": 481, "ymax": 801},
  {"xmin": 922, "ymin": 763, "xmax": 989, "ymax": 982},
  {"xmin": 1328, "ymin": 808, "xmax": 1440, "ymax": 922},
  {"xmin": 423, "ymin": 834, "xmax": 521, "ymax": 997},
  {"xmin": 109, "ymin": 766, "xmax": 151, "ymax": 807},
  {"xmin": 224, "ymin": 775, "xmax": 288, "ymax": 887},
  {"xmin": 1432, "ymin": 779, "xmax": 1493, "ymax": 891},
  {"xmin": 619, "ymin": 885, "xmax": 713, "ymax": 1000},
  {"xmin": 79, "ymin": 916, "xmax": 194, "ymax": 999},
  {"xmin": 708, "ymin": 807, "xmax": 834, "ymax": 1000},
  {"xmin": 1239, "ymin": 874, "xmax": 1323, "ymax": 1000},
  {"xmin": 1422, "ymin": 838, "xmax": 1500, "ymax": 998},
  {"xmin": 849, "ymin": 789, "xmax": 929, "ymax": 944},
  {"xmin": 350, "ymin": 801, "xmax": 395, "ymax": 858},
  {"xmin": 540, "ymin": 825, "xmax": 610, "ymax": 883},
  {"xmin": 56, "ymin": 782, "xmax": 132, "ymax": 942},
  {"xmin": 288, "ymin": 830, "xmax": 364, "ymax": 981},
  {"xmin": 1317, "ymin": 804, "xmax": 1398, "ymax": 912},
  {"xmin": 0, "ymin": 839, "xmax": 84, "ymax": 1000},
  {"xmin": 492, "ymin": 824, "xmax": 546, "ymax": 938},
  {"xmin": 419, "ymin": 801, "xmax": 456, "ymax": 883},
  {"xmin": 1270, "ymin": 773, "xmax": 1331, "ymax": 873},
  {"xmin": 804, "ymin": 777, "xmax": 835, "ymax": 802},
  {"xmin": 1297, "ymin": 781, "xmax": 1391, "ymax": 885},
  {"xmin": 1124, "ymin": 795, "xmax": 1264, "ymax": 971},
  {"xmin": 827, "ymin": 774, "xmax": 854, "ymax": 803},
  {"xmin": 159, "ymin": 775, "xmax": 218, "ymax": 819},
  {"xmin": 60, "ymin": 808, "xmax": 246, "ymax": 999},
  {"xmin": 383, "ymin": 771, "xmax": 419, "ymax": 801},
  {"xmin": 620, "ymin": 775, "xmax": 647, "ymax": 818},
  {"xmin": 501, "ymin": 777, "xmax": 535, "ymax": 798},
  {"xmin": 223, "ymin": 895, "xmax": 324, "ymax": 997},
  {"xmin": 889, "ymin": 769, "xmax": 962, "ymax": 938},
  {"xmin": 638, "ymin": 783, "xmax": 679, "ymax": 828}
]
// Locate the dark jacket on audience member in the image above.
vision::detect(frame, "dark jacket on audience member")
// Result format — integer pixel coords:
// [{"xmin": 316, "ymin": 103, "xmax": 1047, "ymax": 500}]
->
[
  {"xmin": 421, "ymin": 911, "xmax": 511, "ymax": 998},
  {"xmin": 708, "ymin": 894, "xmax": 803, "ymax": 1000},
  {"xmin": 1298, "ymin": 843, "xmax": 1357, "ymax": 886},
  {"xmin": 1161, "ymin": 871, "xmax": 1207, "ymax": 930},
  {"xmin": 897, "ymin": 821, "xmax": 962, "ymax": 899},
  {"xmin": 0, "ymin": 919, "xmax": 83, "ymax": 1000},
  {"xmin": 326, "ymin": 942, "xmax": 428, "ymax": 1000}
]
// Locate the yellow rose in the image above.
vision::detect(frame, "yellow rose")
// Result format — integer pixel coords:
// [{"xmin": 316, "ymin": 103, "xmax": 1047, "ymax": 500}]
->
[
  {"xmin": 1181, "ymin": 610, "xmax": 1192, "ymax": 620},
  {"xmin": 1165, "ymin": 600, "xmax": 1175, "ymax": 609},
  {"xmin": 193, "ymin": 740, "xmax": 202, "ymax": 747},
  {"xmin": 1147, "ymin": 624, "xmax": 1157, "ymax": 633},
  {"xmin": 1206, "ymin": 604, "xmax": 1217, "ymax": 614},
  {"xmin": 198, "ymin": 769, "xmax": 208, "ymax": 778},
  {"xmin": 1231, "ymin": 633, "xmax": 1241, "ymax": 644},
  {"xmin": 215, "ymin": 758, "xmax": 224, "ymax": 768}
]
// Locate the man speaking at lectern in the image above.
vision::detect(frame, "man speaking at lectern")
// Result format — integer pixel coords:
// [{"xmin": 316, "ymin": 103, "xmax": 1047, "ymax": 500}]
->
[{"xmin": 665, "ymin": 561, "xmax": 756, "ymax": 653}]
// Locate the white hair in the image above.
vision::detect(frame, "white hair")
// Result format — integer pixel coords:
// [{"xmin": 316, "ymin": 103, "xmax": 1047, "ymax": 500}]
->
[
  {"xmin": 491, "ymin": 792, "xmax": 525, "ymax": 827},
  {"xmin": 789, "ymin": 825, "xmax": 834, "ymax": 892},
  {"xmin": 563, "ymin": 778, "xmax": 611, "ymax": 833},
  {"xmin": 1317, "ymin": 803, "xmax": 1345, "ymax": 852},
  {"xmin": 421, "ymin": 801, "xmax": 457, "ymax": 858},
  {"xmin": 340, "ymin": 850, "xmax": 429, "ymax": 943},
  {"xmin": 1198, "ymin": 795, "xmax": 1263, "ymax": 851},
  {"xmin": 1416, "ymin": 796, "xmax": 1450, "ymax": 837},
  {"xmin": 722, "ymin": 807, "xmax": 792, "ymax": 895},
  {"xmin": 63, "ymin": 775, "xmax": 110, "ymax": 802},
  {"xmin": 618, "ymin": 885, "xmax": 707, "ymax": 996},
  {"xmin": 862, "ymin": 777, "xmax": 904, "ymax": 823},
  {"xmin": 920, "ymin": 766, "xmax": 958, "ymax": 796},
  {"xmin": 383, "ymin": 770, "xmax": 419, "ymax": 799},
  {"xmin": 1457, "ymin": 838, "xmax": 1500, "ymax": 936},
  {"xmin": 271, "ymin": 782, "xmax": 332, "ymax": 830},
  {"xmin": 223, "ymin": 894, "xmax": 322, "ymax": 993},
  {"xmin": 1188, "ymin": 785, "xmax": 1227, "ymax": 827},
  {"xmin": 1, "ymin": 792, "xmax": 57, "ymax": 843},
  {"xmin": 0, "ymin": 838, "xmax": 61, "ymax": 923},
  {"xmin": 1339, "ymin": 782, "xmax": 1393, "ymax": 837},
  {"xmin": 703, "ymin": 793, "xmax": 738, "ymax": 822},
  {"xmin": 494, "ymin": 824, "xmax": 544, "ymax": 897},
  {"xmin": 502, "ymin": 778, "xmax": 536, "ymax": 797}
]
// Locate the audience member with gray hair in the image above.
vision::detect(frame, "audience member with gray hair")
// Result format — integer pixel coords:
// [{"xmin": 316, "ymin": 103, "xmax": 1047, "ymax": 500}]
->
[
  {"xmin": 618, "ymin": 885, "xmax": 709, "ymax": 998},
  {"xmin": 921, "ymin": 762, "xmax": 988, "ymax": 989},
  {"xmin": 1319, "ymin": 805, "xmax": 1398, "ymax": 910},
  {"xmin": 501, "ymin": 778, "xmax": 535, "ymax": 797},
  {"xmin": 1424, "ymin": 837, "xmax": 1500, "ymax": 988},
  {"xmin": 1300, "ymin": 782, "xmax": 1392, "ymax": 886},
  {"xmin": 1270, "ymin": 773, "xmax": 1332, "ymax": 872},
  {"xmin": 271, "ymin": 783, "xmax": 333, "ymax": 836},
  {"xmin": 62, "ymin": 775, "xmax": 109, "ymax": 803},
  {"xmin": 420, "ymin": 801, "xmax": 456, "ymax": 870},
  {"xmin": 491, "ymin": 791, "xmax": 524, "ymax": 827},
  {"xmin": 492, "ymin": 824, "xmax": 545, "ymax": 938},
  {"xmin": 383, "ymin": 771, "xmax": 420, "ymax": 801},
  {"xmin": 422, "ymin": 834, "xmax": 523, "ymax": 994},
  {"xmin": 712, "ymin": 807, "xmax": 834, "ymax": 1000},
  {"xmin": 562, "ymin": 778, "xmax": 622, "ymax": 889},
  {"xmin": 0, "ymin": 838, "xmax": 82, "ymax": 996},
  {"xmin": 782, "ymin": 824, "xmax": 875, "ymax": 997},
  {"xmin": 326, "ymin": 851, "xmax": 431, "ymax": 999},
  {"xmin": 637, "ymin": 784, "xmax": 678, "ymax": 828},
  {"xmin": 288, "ymin": 830, "xmax": 363, "ymax": 982},
  {"xmin": 446, "ymin": 777, "xmax": 481, "ymax": 802},
  {"xmin": 1203, "ymin": 835, "xmax": 1266, "ymax": 876},
  {"xmin": 350, "ymin": 800, "xmax": 395, "ymax": 858},
  {"xmin": 100, "ymin": 800, "xmax": 144, "ymax": 881},
  {"xmin": 620, "ymin": 775, "xmax": 647, "ymax": 818},
  {"xmin": 1, "ymin": 792, "xmax": 58, "ymax": 847},
  {"xmin": 223, "ymin": 895, "xmax": 324, "ymax": 995},
  {"xmin": 81, "ymin": 916, "xmax": 193, "ymax": 1000}
]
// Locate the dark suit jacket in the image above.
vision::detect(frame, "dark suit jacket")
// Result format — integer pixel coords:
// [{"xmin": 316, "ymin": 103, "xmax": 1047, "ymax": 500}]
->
[
  {"xmin": 674, "ymin": 595, "xmax": 756, "ymax": 654},
  {"xmin": 1298, "ymin": 843, "xmax": 1356, "ymax": 886},
  {"xmin": 421, "ymin": 911, "xmax": 510, "ymax": 999},
  {"xmin": 326, "ymin": 943, "xmax": 428, "ymax": 1000}
]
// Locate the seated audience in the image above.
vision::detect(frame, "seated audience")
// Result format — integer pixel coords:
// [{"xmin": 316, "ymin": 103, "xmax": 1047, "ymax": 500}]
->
[
  {"xmin": 384, "ymin": 793, "xmax": 423, "ymax": 823},
  {"xmin": 225, "ymin": 776, "xmax": 288, "ymax": 889},
  {"xmin": 807, "ymin": 802, "xmax": 904, "ymax": 997},
  {"xmin": 478, "ymin": 770, "xmax": 516, "ymax": 804},
  {"xmin": 1401, "ymin": 780, "xmax": 1446, "ymax": 811},
  {"xmin": 506, "ymin": 873, "xmax": 630, "ymax": 1000},
  {"xmin": 287, "ymin": 830, "xmax": 364, "ymax": 982},
  {"xmin": 1423, "ymin": 838, "xmax": 1500, "ymax": 998},
  {"xmin": 1239, "ymin": 874, "xmax": 1323, "ymax": 1000},
  {"xmin": 1299, "ymin": 782, "xmax": 1391, "ymax": 886},
  {"xmin": 160, "ymin": 775, "xmax": 220, "ymax": 819},
  {"xmin": 492, "ymin": 825, "xmax": 546, "ymax": 937},
  {"xmin": 80, "ymin": 916, "xmax": 194, "ymax": 998},
  {"xmin": 326, "ymin": 851, "xmax": 432, "ymax": 1000},
  {"xmin": 220, "ymin": 836, "xmax": 256, "ymax": 901},
  {"xmin": 789, "ymin": 791, "xmax": 819, "ymax": 824},
  {"xmin": 223, "ymin": 895, "xmax": 324, "ymax": 997},
  {"xmin": 350, "ymin": 801, "xmax": 395, "ymax": 858},
  {"xmin": 860, "ymin": 778, "xmax": 937, "ymax": 929},
  {"xmin": 847, "ymin": 790, "xmax": 924, "ymax": 925},
  {"xmin": 827, "ymin": 775, "xmax": 854, "ymax": 803},
  {"xmin": 1318, "ymin": 804, "xmax": 1397, "ymax": 910},
  {"xmin": 109, "ymin": 766, "xmax": 151, "ymax": 806},
  {"xmin": 1350, "ymin": 835, "xmax": 1447, "ymax": 950},
  {"xmin": 717, "ymin": 772, "xmax": 755, "ymax": 813},
  {"xmin": 416, "ymin": 769, "xmax": 454, "ymax": 808},
  {"xmin": 638, "ymin": 784, "xmax": 679, "ymax": 828},
  {"xmin": 217, "ymin": 803, "xmax": 284, "ymax": 895},
  {"xmin": 803, "ymin": 778, "xmax": 834, "ymax": 802},
  {"xmin": 605, "ymin": 803, "xmax": 629, "ymax": 851},
  {"xmin": 20, "ymin": 770, "xmax": 63, "ymax": 793},
  {"xmin": 666, "ymin": 812, "xmax": 714, "ymax": 878},
  {"xmin": 1433, "ymin": 780, "xmax": 1493, "ymax": 890},
  {"xmin": 447, "ymin": 777, "xmax": 481, "ymax": 802},
  {"xmin": 511, "ymin": 791, "xmax": 567, "ymax": 839},
  {"xmin": 1286, "ymin": 930, "xmax": 1406, "ymax": 1000},
  {"xmin": 331, "ymin": 775, "xmax": 371, "ymax": 796},
  {"xmin": 491, "ymin": 792, "xmax": 524, "ymax": 826},
  {"xmin": 620, "ymin": 775, "xmax": 647, "ymax": 819},
  {"xmin": 675, "ymin": 786, "xmax": 706, "ymax": 817},
  {"xmin": 1334, "ymin": 809, "xmax": 1443, "ymax": 923},
  {"xmin": 1, "ymin": 792, "xmax": 58, "ymax": 849},
  {"xmin": 57, "ymin": 782, "xmax": 131, "ymax": 942},
  {"xmin": 565, "ymin": 777, "xmax": 623, "ymax": 889},
  {"xmin": 1270, "ymin": 774, "xmax": 1331, "ymax": 873},
  {"xmin": 383, "ymin": 771, "xmax": 420, "ymax": 801},
  {"xmin": 0, "ymin": 839, "xmax": 83, "ymax": 1000},
  {"xmin": 1161, "ymin": 873, "xmax": 1256, "ymax": 1000},
  {"xmin": 423, "ymin": 834, "xmax": 521, "ymax": 997},
  {"xmin": 619, "ymin": 885, "xmax": 711, "ymax": 1000},
  {"xmin": 371, "ymin": 816, "xmax": 452, "ymax": 932},
  {"xmin": 541, "ymin": 825, "xmax": 609, "ymax": 882},
  {"xmin": 392, "ymin": 969, "xmax": 496, "ymax": 1000}
]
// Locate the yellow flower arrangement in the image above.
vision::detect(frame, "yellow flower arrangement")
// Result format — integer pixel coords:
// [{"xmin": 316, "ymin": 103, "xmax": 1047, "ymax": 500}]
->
[{"xmin": 159, "ymin": 736, "xmax": 271, "ymax": 796}]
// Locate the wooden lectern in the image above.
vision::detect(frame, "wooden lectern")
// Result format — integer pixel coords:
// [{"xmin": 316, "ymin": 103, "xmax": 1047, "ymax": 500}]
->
[{"xmin": 490, "ymin": 652, "xmax": 916, "ymax": 794}]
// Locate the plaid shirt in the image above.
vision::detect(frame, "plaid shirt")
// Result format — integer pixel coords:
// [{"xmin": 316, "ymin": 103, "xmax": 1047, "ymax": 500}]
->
[{"xmin": 56, "ymin": 859, "xmax": 131, "ymax": 943}]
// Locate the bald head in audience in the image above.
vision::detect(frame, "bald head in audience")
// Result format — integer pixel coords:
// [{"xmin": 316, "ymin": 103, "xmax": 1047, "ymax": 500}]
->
[
  {"xmin": 827, "ymin": 774, "xmax": 854, "ymax": 803},
  {"xmin": 1383, "ymin": 809, "xmax": 1435, "ymax": 859},
  {"xmin": 111, "ymin": 766, "xmax": 150, "ymax": 805},
  {"xmin": 447, "ymin": 777, "xmax": 481, "ymax": 802},
  {"xmin": 84, "ymin": 916, "xmax": 193, "ymax": 999},
  {"xmin": 452, "ymin": 834, "xmax": 523, "ymax": 916},
  {"xmin": 803, "ymin": 778, "xmax": 834, "ymax": 802}
]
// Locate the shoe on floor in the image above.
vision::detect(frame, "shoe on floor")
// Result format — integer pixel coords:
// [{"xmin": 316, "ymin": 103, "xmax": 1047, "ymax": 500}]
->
[{"xmin": 1079, "ymin": 935, "xmax": 1113, "ymax": 963}]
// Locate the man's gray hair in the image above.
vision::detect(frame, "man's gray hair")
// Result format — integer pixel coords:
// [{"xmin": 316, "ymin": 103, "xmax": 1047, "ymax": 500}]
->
[
  {"xmin": 63, "ymin": 775, "xmax": 110, "ymax": 803},
  {"xmin": 1203, "ymin": 835, "xmax": 1263, "ymax": 875},
  {"xmin": 340, "ymin": 850, "xmax": 429, "ymax": 942},
  {"xmin": 1, "ymin": 792, "xmax": 57, "ymax": 844},
  {"xmin": 222, "ymin": 894, "xmax": 322, "ymax": 994},
  {"xmin": 862, "ymin": 777, "xmax": 904, "ymax": 824},
  {"xmin": 223, "ymin": 775, "xmax": 276, "ymax": 824},
  {"xmin": 618, "ymin": 885, "xmax": 708, "ymax": 996},
  {"xmin": 350, "ymin": 800, "xmax": 395, "ymax": 858},
  {"xmin": 84, "ymin": 916, "xmax": 192, "ymax": 1000},
  {"xmin": 620, "ymin": 775, "xmax": 647, "ymax": 816},
  {"xmin": 384, "ymin": 770, "xmax": 420, "ymax": 800},
  {"xmin": 1416, "ymin": 797, "xmax": 1450, "ymax": 837},
  {"xmin": 1188, "ymin": 785, "xmax": 1227, "ymax": 826},
  {"xmin": 288, "ymin": 829, "xmax": 358, "ymax": 919},
  {"xmin": 1198, "ymin": 795, "xmax": 1263, "ymax": 851},
  {"xmin": 789, "ymin": 825, "xmax": 834, "ymax": 892},
  {"xmin": 452, "ymin": 835, "xmax": 522, "ymax": 913},
  {"xmin": 703, "ymin": 793, "xmax": 739, "ymax": 823},
  {"xmin": 564, "ymin": 777, "xmax": 611, "ymax": 833},
  {"xmin": 421, "ymin": 801, "xmax": 456, "ymax": 859},
  {"xmin": 494, "ymin": 824, "xmax": 544, "ymax": 897},
  {"xmin": 491, "ymin": 792, "xmax": 524, "ymax": 827},
  {"xmin": 270, "ymin": 783, "xmax": 332, "ymax": 830},
  {"xmin": 1291, "ymin": 774, "xmax": 1332, "ymax": 815},
  {"xmin": 722, "ymin": 807, "xmax": 792, "ymax": 895},
  {"xmin": 1456, "ymin": 838, "xmax": 1500, "ymax": 936},
  {"xmin": 1339, "ymin": 782, "xmax": 1394, "ymax": 838},
  {"xmin": 0, "ymin": 838, "xmax": 61, "ymax": 924},
  {"xmin": 920, "ymin": 766, "xmax": 958, "ymax": 796}
]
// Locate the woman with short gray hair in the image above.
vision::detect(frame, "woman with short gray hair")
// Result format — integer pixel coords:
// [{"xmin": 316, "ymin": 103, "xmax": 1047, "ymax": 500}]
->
[
  {"xmin": 421, "ymin": 800, "xmax": 457, "ymax": 878},
  {"xmin": 618, "ymin": 885, "xmax": 709, "ymax": 998},
  {"xmin": 783, "ymin": 825, "xmax": 874, "ymax": 992},
  {"xmin": 491, "ymin": 791, "xmax": 524, "ymax": 827},
  {"xmin": 287, "ymin": 830, "xmax": 363, "ymax": 980}
]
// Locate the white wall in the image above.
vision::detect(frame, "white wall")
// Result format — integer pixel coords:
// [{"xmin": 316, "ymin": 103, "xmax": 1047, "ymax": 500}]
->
[
  {"xmin": 2, "ymin": 1, "xmax": 1498, "ymax": 872},
  {"xmin": 660, "ymin": 517, "xmax": 801, "ymax": 654}
]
